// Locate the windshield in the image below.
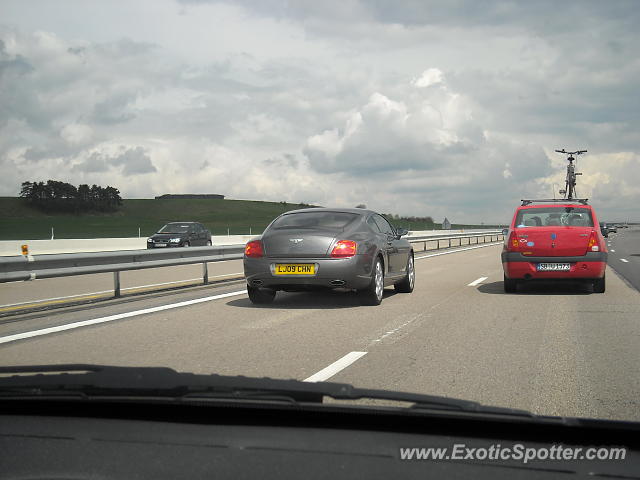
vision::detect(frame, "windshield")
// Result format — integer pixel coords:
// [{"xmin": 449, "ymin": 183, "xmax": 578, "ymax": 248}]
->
[
  {"xmin": 158, "ymin": 224, "xmax": 191, "ymax": 234},
  {"xmin": 1, "ymin": 0, "xmax": 639, "ymax": 433},
  {"xmin": 516, "ymin": 208, "xmax": 594, "ymax": 227}
]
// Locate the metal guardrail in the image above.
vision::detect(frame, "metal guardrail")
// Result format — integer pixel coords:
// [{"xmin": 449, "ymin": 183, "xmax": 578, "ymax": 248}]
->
[
  {"xmin": 408, "ymin": 232, "xmax": 504, "ymax": 252},
  {"xmin": 0, "ymin": 246, "xmax": 245, "ymax": 296},
  {"xmin": 0, "ymin": 232, "xmax": 505, "ymax": 300},
  {"xmin": 407, "ymin": 230, "xmax": 502, "ymax": 240}
]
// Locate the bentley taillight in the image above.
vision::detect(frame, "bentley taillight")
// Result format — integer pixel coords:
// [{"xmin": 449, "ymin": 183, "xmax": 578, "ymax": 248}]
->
[
  {"xmin": 331, "ymin": 240, "xmax": 357, "ymax": 258},
  {"xmin": 245, "ymin": 240, "xmax": 264, "ymax": 258}
]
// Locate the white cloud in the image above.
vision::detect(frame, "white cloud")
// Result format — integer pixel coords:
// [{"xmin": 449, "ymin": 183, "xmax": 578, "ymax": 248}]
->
[
  {"xmin": 304, "ymin": 80, "xmax": 476, "ymax": 174},
  {"xmin": 502, "ymin": 163, "xmax": 512, "ymax": 179},
  {"xmin": 413, "ymin": 68, "xmax": 443, "ymax": 88},
  {"xmin": 60, "ymin": 123, "xmax": 93, "ymax": 146},
  {"xmin": 1, "ymin": 1, "xmax": 639, "ymax": 222},
  {"xmin": 305, "ymin": 111, "xmax": 362, "ymax": 159}
]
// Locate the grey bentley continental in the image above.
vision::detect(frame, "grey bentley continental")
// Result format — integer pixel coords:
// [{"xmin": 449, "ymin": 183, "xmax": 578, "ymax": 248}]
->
[{"xmin": 243, "ymin": 208, "xmax": 415, "ymax": 305}]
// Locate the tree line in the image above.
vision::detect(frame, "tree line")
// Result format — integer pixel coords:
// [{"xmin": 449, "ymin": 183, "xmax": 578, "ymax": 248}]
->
[{"xmin": 20, "ymin": 180, "xmax": 123, "ymax": 213}]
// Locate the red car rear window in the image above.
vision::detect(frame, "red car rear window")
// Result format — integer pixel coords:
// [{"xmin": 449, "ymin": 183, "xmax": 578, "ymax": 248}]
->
[{"xmin": 515, "ymin": 207, "xmax": 594, "ymax": 227}]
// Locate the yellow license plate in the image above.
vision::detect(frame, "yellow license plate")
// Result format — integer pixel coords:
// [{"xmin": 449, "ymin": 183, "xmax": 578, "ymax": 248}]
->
[{"xmin": 274, "ymin": 264, "xmax": 316, "ymax": 275}]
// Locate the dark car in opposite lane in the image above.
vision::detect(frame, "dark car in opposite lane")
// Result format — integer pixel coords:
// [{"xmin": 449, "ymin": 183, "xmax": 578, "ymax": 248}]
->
[
  {"xmin": 147, "ymin": 222, "xmax": 212, "ymax": 248},
  {"xmin": 599, "ymin": 222, "xmax": 609, "ymax": 238},
  {"xmin": 243, "ymin": 208, "xmax": 415, "ymax": 305}
]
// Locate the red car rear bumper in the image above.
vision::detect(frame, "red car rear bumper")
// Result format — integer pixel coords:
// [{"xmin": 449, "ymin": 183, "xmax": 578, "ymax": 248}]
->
[
  {"xmin": 501, "ymin": 251, "xmax": 607, "ymax": 280},
  {"xmin": 503, "ymin": 261, "xmax": 606, "ymax": 279}
]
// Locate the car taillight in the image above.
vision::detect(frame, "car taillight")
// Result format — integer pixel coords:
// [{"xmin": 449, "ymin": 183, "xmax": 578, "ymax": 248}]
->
[
  {"xmin": 331, "ymin": 240, "xmax": 357, "ymax": 258},
  {"xmin": 507, "ymin": 231, "xmax": 520, "ymax": 251},
  {"xmin": 245, "ymin": 240, "xmax": 264, "ymax": 258},
  {"xmin": 587, "ymin": 230, "xmax": 600, "ymax": 252}
]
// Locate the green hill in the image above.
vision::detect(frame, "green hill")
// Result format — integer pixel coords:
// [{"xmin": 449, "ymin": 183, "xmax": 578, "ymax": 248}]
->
[
  {"xmin": 0, "ymin": 197, "xmax": 498, "ymax": 240},
  {"xmin": 0, "ymin": 197, "xmax": 320, "ymax": 240}
]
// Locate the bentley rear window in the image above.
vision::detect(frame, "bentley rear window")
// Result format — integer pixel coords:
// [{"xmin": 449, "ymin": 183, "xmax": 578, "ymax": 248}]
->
[{"xmin": 271, "ymin": 212, "xmax": 358, "ymax": 230}]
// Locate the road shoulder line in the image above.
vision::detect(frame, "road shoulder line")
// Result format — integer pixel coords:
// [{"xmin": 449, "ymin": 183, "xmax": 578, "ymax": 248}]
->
[{"xmin": 0, "ymin": 290, "xmax": 247, "ymax": 346}]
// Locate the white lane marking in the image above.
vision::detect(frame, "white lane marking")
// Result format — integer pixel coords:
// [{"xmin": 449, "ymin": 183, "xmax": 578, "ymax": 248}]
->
[
  {"xmin": 415, "ymin": 242, "xmax": 502, "ymax": 260},
  {"xmin": 610, "ymin": 249, "xmax": 615, "ymax": 253},
  {"xmin": 0, "ymin": 273, "xmax": 244, "ymax": 308},
  {"xmin": 0, "ymin": 290, "xmax": 247, "ymax": 346},
  {"xmin": 304, "ymin": 352, "xmax": 367, "ymax": 383},
  {"xmin": 371, "ymin": 314, "xmax": 423, "ymax": 344},
  {"xmin": 468, "ymin": 276, "xmax": 488, "ymax": 286},
  {"xmin": 620, "ymin": 258, "xmax": 629, "ymax": 263}
]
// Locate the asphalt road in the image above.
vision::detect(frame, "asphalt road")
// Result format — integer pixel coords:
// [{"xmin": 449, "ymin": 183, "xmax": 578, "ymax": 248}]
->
[
  {"xmin": 605, "ymin": 226, "xmax": 640, "ymax": 292},
  {"xmin": 0, "ymin": 260, "xmax": 245, "ymax": 311},
  {"xmin": 0, "ymin": 241, "xmax": 639, "ymax": 423},
  {"xmin": 0, "ymin": 235, "xmax": 496, "ymax": 312}
]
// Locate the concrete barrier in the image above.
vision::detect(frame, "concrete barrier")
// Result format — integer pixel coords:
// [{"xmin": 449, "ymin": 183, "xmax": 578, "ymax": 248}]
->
[
  {"xmin": 0, "ymin": 235, "xmax": 258, "ymax": 257},
  {"xmin": 0, "ymin": 230, "xmax": 499, "ymax": 256}
]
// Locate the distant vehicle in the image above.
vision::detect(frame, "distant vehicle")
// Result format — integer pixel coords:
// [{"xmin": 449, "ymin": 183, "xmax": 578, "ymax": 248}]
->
[
  {"xmin": 243, "ymin": 208, "xmax": 414, "ymax": 305},
  {"xmin": 147, "ymin": 222, "xmax": 211, "ymax": 248},
  {"xmin": 599, "ymin": 223, "xmax": 609, "ymax": 238},
  {"xmin": 600, "ymin": 222, "xmax": 609, "ymax": 238},
  {"xmin": 608, "ymin": 224, "xmax": 618, "ymax": 233},
  {"xmin": 502, "ymin": 200, "xmax": 607, "ymax": 293}
]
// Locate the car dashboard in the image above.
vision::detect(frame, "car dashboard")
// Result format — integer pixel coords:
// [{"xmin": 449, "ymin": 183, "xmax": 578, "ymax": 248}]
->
[{"xmin": 1, "ymin": 399, "xmax": 638, "ymax": 479}]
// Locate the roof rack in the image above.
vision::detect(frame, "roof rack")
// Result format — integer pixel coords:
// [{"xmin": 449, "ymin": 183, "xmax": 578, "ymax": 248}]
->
[{"xmin": 521, "ymin": 198, "xmax": 589, "ymax": 206}]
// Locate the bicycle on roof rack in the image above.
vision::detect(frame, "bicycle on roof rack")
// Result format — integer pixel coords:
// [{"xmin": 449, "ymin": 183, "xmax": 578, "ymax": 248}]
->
[
  {"xmin": 555, "ymin": 148, "xmax": 587, "ymax": 200},
  {"xmin": 519, "ymin": 148, "xmax": 589, "ymax": 207}
]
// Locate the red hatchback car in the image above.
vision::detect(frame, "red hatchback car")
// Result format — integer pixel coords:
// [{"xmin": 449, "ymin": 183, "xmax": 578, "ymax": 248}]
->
[{"xmin": 502, "ymin": 201, "xmax": 608, "ymax": 293}]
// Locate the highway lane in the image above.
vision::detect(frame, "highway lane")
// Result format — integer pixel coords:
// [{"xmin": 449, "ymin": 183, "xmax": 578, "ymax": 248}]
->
[
  {"xmin": 0, "ymin": 243, "xmax": 503, "ymax": 341},
  {"xmin": 0, "ymin": 235, "xmax": 496, "ymax": 312},
  {"xmin": 0, "ymin": 242, "xmax": 638, "ymax": 423},
  {"xmin": 605, "ymin": 226, "xmax": 640, "ymax": 291},
  {"xmin": 0, "ymin": 260, "xmax": 245, "ymax": 311}
]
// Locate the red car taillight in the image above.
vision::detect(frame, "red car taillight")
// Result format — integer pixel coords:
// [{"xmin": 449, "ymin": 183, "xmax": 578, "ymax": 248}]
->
[
  {"xmin": 587, "ymin": 230, "xmax": 600, "ymax": 253},
  {"xmin": 245, "ymin": 240, "xmax": 264, "ymax": 258},
  {"xmin": 507, "ymin": 231, "xmax": 520, "ymax": 251},
  {"xmin": 331, "ymin": 240, "xmax": 357, "ymax": 258}
]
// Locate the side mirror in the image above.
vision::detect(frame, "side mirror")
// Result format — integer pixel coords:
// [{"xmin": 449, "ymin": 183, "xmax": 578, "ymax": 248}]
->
[
  {"xmin": 396, "ymin": 227, "xmax": 409, "ymax": 237},
  {"xmin": 501, "ymin": 228, "xmax": 509, "ymax": 236}
]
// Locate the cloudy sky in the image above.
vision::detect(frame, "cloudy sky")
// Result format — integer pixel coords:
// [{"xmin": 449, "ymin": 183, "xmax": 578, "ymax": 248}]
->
[{"xmin": 1, "ymin": 0, "xmax": 639, "ymax": 223}]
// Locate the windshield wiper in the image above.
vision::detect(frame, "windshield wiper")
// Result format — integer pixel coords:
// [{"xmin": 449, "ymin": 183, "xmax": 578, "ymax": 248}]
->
[{"xmin": 0, "ymin": 364, "xmax": 532, "ymax": 417}]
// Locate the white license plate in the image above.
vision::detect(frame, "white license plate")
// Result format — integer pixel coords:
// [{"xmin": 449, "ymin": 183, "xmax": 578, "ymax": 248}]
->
[
  {"xmin": 154, "ymin": 243, "xmax": 168, "ymax": 247},
  {"xmin": 536, "ymin": 263, "xmax": 571, "ymax": 271}
]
